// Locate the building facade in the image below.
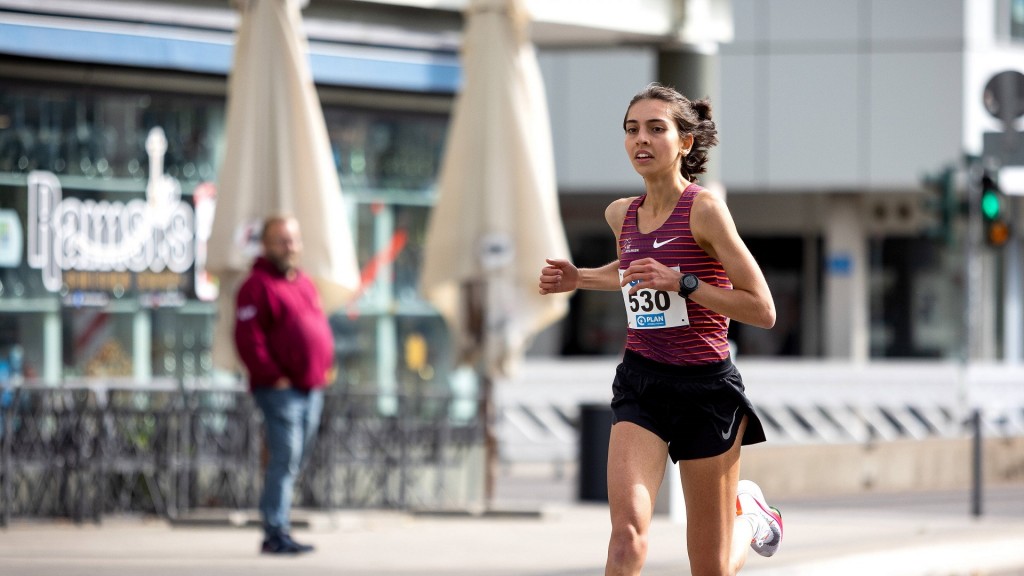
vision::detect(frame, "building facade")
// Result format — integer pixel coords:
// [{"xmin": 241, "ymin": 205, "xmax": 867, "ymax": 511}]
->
[
  {"xmin": 538, "ymin": 0, "xmax": 1024, "ymax": 363},
  {"xmin": 1, "ymin": 0, "xmax": 1022, "ymax": 395}
]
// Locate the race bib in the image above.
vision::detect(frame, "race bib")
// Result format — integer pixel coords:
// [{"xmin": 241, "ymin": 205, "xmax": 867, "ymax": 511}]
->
[{"xmin": 619, "ymin": 268, "xmax": 690, "ymax": 329}]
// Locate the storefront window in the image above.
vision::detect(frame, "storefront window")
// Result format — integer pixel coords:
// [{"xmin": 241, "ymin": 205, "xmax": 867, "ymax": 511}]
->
[
  {"xmin": 325, "ymin": 107, "xmax": 446, "ymax": 194},
  {"xmin": 62, "ymin": 306, "xmax": 134, "ymax": 378},
  {"xmin": 0, "ymin": 78, "xmax": 452, "ymax": 394},
  {"xmin": 0, "ymin": 78, "xmax": 224, "ymax": 384},
  {"xmin": 869, "ymin": 236, "xmax": 962, "ymax": 358},
  {"xmin": 0, "ymin": 86, "xmax": 223, "ymax": 185},
  {"xmin": 322, "ymin": 107, "xmax": 453, "ymax": 399},
  {"xmin": 393, "ymin": 205, "xmax": 431, "ymax": 305},
  {"xmin": 151, "ymin": 308, "xmax": 215, "ymax": 382},
  {"xmin": 331, "ymin": 314, "xmax": 378, "ymax": 391},
  {"xmin": 344, "ymin": 191, "xmax": 453, "ymax": 400}
]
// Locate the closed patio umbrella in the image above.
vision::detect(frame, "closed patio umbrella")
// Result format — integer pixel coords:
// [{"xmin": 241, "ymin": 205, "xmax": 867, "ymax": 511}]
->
[
  {"xmin": 420, "ymin": 0, "xmax": 571, "ymax": 503},
  {"xmin": 208, "ymin": 0, "xmax": 359, "ymax": 371}
]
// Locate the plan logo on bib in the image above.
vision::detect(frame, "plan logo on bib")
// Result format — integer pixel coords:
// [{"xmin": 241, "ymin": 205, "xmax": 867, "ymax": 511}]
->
[{"xmin": 635, "ymin": 312, "xmax": 667, "ymax": 327}]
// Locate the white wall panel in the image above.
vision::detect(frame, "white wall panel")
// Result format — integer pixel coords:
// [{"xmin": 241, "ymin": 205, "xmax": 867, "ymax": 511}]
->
[
  {"xmin": 766, "ymin": 54, "xmax": 860, "ymax": 188},
  {"xmin": 719, "ymin": 53, "xmax": 761, "ymax": 188},
  {"xmin": 728, "ymin": 0, "xmax": 767, "ymax": 47},
  {"xmin": 538, "ymin": 48, "xmax": 656, "ymax": 193},
  {"xmin": 766, "ymin": 0, "xmax": 861, "ymax": 46},
  {"xmin": 870, "ymin": 0, "xmax": 964, "ymax": 44},
  {"xmin": 868, "ymin": 52, "xmax": 963, "ymax": 187}
]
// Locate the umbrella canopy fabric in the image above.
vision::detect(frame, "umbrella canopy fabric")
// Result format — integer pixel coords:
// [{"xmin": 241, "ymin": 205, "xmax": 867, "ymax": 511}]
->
[
  {"xmin": 420, "ymin": 0, "xmax": 571, "ymax": 379},
  {"xmin": 208, "ymin": 0, "xmax": 359, "ymax": 370}
]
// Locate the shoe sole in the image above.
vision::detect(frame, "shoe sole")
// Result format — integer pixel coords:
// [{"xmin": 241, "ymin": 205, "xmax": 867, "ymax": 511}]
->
[
  {"xmin": 737, "ymin": 480, "xmax": 783, "ymax": 557},
  {"xmin": 756, "ymin": 506, "xmax": 783, "ymax": 558}
]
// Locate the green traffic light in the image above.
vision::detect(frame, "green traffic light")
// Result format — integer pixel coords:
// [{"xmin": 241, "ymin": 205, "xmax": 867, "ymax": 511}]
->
[{"xmin": 981, "ymin": 189, "xmax": 1001, "ymax": 220}]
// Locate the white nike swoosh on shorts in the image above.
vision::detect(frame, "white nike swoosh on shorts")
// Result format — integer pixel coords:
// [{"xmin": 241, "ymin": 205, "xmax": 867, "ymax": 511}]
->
[{"xmin": 721, "ymin": 407, "xmax": 740, "ymax": 440}]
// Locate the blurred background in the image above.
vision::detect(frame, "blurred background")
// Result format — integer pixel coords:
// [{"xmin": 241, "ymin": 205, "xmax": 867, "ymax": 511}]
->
[{"xmin": 0, "ymin": 0, "xmax": 1023, "ymax": 523}]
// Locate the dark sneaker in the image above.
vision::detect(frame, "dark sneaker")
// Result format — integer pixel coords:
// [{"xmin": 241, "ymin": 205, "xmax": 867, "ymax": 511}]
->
[
  {"xmin": 260, "ymin": 533, "xmax": 313, "ymax": 555},
  {"xmin": 281, "ymin": 533, "xmax": 315, "ymax": 553}
]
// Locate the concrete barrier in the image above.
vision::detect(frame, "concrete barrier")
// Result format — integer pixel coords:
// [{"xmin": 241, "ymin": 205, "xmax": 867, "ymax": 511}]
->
[{"xmin": 741, "ymin": 436, "xmax": 1024, "ymax": 498}]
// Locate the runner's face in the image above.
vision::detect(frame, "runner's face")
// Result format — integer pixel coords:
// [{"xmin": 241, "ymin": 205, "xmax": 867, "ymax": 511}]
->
[
  {"xmin": 623, "ymin": 99, "xmax": 688, "ymax": 178},
  {"xmin": 262, "ymin": 219, "xmax": 302, "ymax": 274}
]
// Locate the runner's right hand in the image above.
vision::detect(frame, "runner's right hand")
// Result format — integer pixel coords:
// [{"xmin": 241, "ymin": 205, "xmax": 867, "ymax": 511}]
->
[{"xmin": 539, "ymin": 258, "xmax": 579, "ymax": 295}]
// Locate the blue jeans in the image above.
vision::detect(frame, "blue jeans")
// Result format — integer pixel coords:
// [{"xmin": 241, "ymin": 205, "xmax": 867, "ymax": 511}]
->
[{"xmin": 253, "ymin": 388, "xmax": 324, "ymax": 537}]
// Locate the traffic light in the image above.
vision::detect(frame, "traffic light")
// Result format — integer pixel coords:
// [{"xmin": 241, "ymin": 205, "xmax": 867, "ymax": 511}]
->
[
  {"xmin": 921, "ymin": 165, "xmax": 959, "ymax": 246},
  {"xmin": 980, "ymin": 171, "xmax": 1011, "ymax": 248}
]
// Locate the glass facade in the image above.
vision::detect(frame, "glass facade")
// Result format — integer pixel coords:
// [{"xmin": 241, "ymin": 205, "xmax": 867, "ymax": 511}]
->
[
  {"xmin": 0, "ymin": 75, "xmax": 454, "ymax": 391},
  {"xmin": 1012, "ymin": 0, "xmax": 1024, "ymax": 41}
]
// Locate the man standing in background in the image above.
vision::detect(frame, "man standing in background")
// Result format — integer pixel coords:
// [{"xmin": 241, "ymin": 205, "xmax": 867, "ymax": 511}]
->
[{"xmin": 234, "ymin": 215, "xmax": 335, "ymax": 555}]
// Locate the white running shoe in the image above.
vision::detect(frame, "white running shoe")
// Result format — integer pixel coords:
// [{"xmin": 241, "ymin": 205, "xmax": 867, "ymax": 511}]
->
[{"xmin": 736, "ymin": 479, "xmax": 783, "ymax": 557}]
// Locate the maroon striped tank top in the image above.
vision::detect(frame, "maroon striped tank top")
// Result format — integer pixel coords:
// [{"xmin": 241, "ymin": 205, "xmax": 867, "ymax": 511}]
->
[{"xmin": 618, "ymin": 184, "xmax": 732, "ymax": 365}]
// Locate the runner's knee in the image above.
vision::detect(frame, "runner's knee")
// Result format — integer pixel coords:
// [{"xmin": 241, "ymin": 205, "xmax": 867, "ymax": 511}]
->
[{"xmin": 607, "ymin": 523, "xmax": 648, "ymax": 568}]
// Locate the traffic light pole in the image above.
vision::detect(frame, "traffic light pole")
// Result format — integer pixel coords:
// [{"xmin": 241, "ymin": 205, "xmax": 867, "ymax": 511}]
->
[
  {"xmin": 964, "ymin": 155, "xmax": 984, "ymax": 362},
  {"xmin": 964, "ymin": 154, "xmax": 984, "ymax": 518},
  {"xmin": 1004, "ymin": 230, "xmax": 1022, "ymax": 362}
]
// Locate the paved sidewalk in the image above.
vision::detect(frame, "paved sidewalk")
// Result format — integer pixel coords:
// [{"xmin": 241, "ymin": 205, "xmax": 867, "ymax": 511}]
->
[
  {"xmin": 2, "ymin": 485, "xmax": 1023, "ymax": 575},
  {"xmin": 740, "ymin": 487, "xmax": 1024, "ymax": 576}
]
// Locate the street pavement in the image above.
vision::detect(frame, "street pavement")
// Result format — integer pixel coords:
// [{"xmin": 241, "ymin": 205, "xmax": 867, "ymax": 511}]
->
[{"xmin": 1, "ymin": 473, "xmax": 1024, "ymax": 576}]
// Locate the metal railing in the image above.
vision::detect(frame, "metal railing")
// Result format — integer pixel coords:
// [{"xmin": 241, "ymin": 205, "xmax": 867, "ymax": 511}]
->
[{"xmin": 0, "ymin": 382, "xmax": 482, "ymax": 526}]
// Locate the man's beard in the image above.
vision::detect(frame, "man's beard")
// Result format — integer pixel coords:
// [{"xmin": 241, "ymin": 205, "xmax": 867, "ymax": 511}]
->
[{"xmin": 268, "ymin": 254, "xmax": 296, "ymax": 275}]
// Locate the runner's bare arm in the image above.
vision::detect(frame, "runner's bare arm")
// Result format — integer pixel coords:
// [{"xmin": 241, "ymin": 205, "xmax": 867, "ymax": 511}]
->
[
  {"xmin": 688, "ymin": 190, "xmax": 775, "ymax": 328},
  {"xmin": 537, "ymin": 198, "xmax": 635, "ymax": 294},
  {"xmin": 538, "ymin": 259, "xmax": 620, "ymax": 294}
]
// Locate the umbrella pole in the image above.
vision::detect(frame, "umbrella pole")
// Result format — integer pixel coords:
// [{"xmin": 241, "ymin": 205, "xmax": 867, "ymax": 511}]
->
[
  {"xmin": 467, "ymin": 280, "xmax": 498, "ymax": 506},
  {"xmin": 479, "ymin": 371, "xmax": 497, "ymax": 506}
]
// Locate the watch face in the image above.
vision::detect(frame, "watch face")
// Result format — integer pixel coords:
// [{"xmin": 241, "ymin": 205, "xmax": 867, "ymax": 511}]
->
[{"xmin": 683, "ymin": 274, "xmax": 698, "ymax": 290}]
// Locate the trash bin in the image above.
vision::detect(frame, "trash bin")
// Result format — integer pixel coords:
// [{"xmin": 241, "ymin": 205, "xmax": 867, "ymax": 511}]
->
[{"xmin": 578, "ymin": 403, "xmax": 613, "ymax": 502}]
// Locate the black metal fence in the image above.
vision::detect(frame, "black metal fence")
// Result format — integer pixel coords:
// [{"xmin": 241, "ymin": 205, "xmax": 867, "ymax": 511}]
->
[{"xmin": 0, "ymin": 383, "xmax": 483, "ymax": 526}]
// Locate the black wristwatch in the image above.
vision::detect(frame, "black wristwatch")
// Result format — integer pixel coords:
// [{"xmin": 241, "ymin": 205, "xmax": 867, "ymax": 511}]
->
[{"xmin": 678, "ymin": 273, "xmax": 699, "ymax": 299}]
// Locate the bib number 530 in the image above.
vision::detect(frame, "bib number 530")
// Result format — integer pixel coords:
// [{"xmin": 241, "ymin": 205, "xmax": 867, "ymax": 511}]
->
[
  {"xmin": 619, "ymin": 267, "xmax": 690, "ymax": 329},
  {"xmin": 628, "ymin": 290, "xmax": 670, "ymax": 313}
]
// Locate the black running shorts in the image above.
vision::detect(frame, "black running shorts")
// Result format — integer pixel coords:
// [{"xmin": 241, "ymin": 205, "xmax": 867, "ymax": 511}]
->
[{"xmin": 610, "ymin": 349, "xmax": 767, "ymax": 462}]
